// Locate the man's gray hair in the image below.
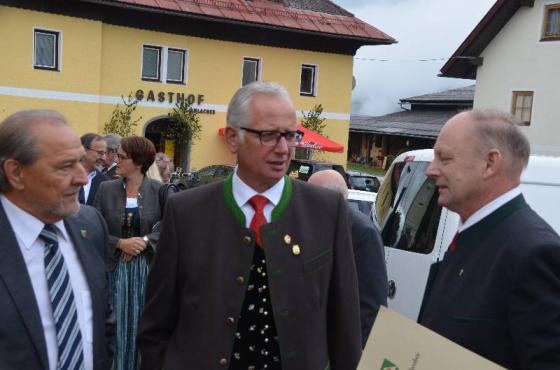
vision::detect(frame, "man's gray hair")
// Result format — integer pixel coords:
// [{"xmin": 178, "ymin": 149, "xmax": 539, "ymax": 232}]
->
[
  {"xmin": 469, "ymin": 109, "xmax": 530, "ymax": 175},
  {"xmin": 103, "ymin": 133, "xmax": 122, "ymax": 152},
  {"xmin": 0, "ymin": 110, "xmax": 69, "ymax": 192},
  {"xmin": 226, "ymin": 81, "xmax": 293, "ymax": 129}
]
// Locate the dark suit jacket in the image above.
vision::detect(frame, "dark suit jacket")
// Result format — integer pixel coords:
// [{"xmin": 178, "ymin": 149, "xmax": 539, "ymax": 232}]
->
[
  {"xmin": 93, "ymin": 177, "xmax": 162, "ymax": 269},
  {"xmin": 103, "ymin": 164, "xmax": 119, "ymax": 180},
  {"xmin": 0, "ymin": 203, "xmax": 115, "ymax": 370},
  {"xmin": 349, "ymin": 207, "xmax": 388, "ymax": 346},
  {"xmin": 419, "ymin": 195, "xmax": 560, "ymax": 369},
  {"xmin": 137, "ymin": 177, "xmax": 361, "ymax": 370},
  {"xmin": 83, "ymin": 170, "xmax": 108, "ymax": 206}
]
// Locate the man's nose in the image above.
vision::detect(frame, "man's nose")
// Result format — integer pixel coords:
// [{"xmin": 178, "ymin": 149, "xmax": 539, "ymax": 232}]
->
[
  {"xmin": 426, "ymin": 162, "xmax": 438, "ymax": 178},
  {"xmin": 75, "ymin": 163, "xmax": 89, "ymax": 185},
  {"xmin": 273, "ymin": 135, "xmax": 290, "ymax": 153}
]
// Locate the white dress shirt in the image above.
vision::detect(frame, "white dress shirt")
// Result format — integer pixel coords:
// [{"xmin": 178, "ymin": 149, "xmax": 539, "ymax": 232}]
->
[
  {"xmin": 83, "ymin": 171, "xmax": 97, "ymax": 203},
  {"xmin": 459, "ymin": 186, "xmax": 522, "ymax": 233},
  {"xmin": 1, "ymin": 195, "xmax": 94, "ymax": 370},
  {"xmin": 232, "ymin": 169, "xmax": 285, "ymax": 227}
]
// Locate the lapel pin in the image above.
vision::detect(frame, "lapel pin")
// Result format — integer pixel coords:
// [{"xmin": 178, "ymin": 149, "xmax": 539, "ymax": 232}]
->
[
  {"xmin": 80, "ymin": 229, "xmax": 88, "ymax": 239},
  {"xmin": 292, "ymin": 244, "xmax": 300, "ymax": 256},
  {"xmin": 283, "ymin": 234, "xmax": 292, "ymax": 245},
  {"xmin": 459, "ymin": 268, "xmax": 464, "ymax": 276}
]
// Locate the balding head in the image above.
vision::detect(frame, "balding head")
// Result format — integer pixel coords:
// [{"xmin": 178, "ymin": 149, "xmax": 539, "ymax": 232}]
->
[{"xmin": 308, "ymin": 169, "xmax": 348, "ymax": 199}]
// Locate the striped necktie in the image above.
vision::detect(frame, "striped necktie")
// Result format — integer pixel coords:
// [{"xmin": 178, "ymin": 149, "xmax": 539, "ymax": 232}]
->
[{"xmin": 39, "ymin": 224, "xmax": 85, "ymax": 370}]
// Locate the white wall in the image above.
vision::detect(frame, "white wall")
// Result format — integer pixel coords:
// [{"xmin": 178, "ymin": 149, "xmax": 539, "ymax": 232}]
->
[{"xmin": 474, "ymin": 0, "xmax": 560, "ymax": 155}]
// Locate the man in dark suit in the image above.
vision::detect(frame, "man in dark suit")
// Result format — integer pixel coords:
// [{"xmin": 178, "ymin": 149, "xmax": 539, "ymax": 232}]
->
[
  {"xmin": 79, "ymin": 133, "xmax": 108, "ymax": 205},
  {"xmin": 102, "ymin": 133, "xmax": 121, "ymax": 180},
  {"xmin": 0, "ymin": 110, "xmax": 114, "ymax": 369},
  {"xmin": 308, "ymin": 169, "xmax": 388, "ymax": 347},
  {"xmin": 419, "ymin": 109, "xmax": 560, "ymax": 369},
  {"xmin": 138, "ymin": 81, "xmax": 361, "ymax": 370}
]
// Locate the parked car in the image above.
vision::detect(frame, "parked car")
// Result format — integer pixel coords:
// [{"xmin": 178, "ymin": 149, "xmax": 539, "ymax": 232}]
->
[
  {"xmin": 347, "ymin": 171, "xmax": 381, "ymax": 193},
  {"xmin": 183, "ymin": 164, "xmax": 234, "ymax": 188},
  {"xmin": 287, "ymin": 159, "xmax": 346, "ymax": 182},
  {"xmin": 347, "ymin": 189, "xmax": 377, "ymax": 220}
]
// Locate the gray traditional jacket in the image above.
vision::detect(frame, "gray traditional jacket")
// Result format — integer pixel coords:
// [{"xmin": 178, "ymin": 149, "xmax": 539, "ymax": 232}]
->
[{"xmin": 93, "ymin": 176, "xmax": 162, "ymax": 269}]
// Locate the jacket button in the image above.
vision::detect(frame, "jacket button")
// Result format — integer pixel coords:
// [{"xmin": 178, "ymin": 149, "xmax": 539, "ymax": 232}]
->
[
  {"xmin": 243, "ymin": 235, "xmax": 252, "ymax": 244},
  {"xmin": 226, "ymin": 317, "xmax": 236, "ymax": 325},
  {"xmin": 219, "ymin": 358, "xmax": 228, "ymax": 367},
  {"xmin": 236, "ymin": 276, "xmax": 245, "ymax": 285}
]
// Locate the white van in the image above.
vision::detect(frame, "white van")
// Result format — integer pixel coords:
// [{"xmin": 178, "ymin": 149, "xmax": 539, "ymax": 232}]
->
[{"xmin": 374, "ymin": 149, "xmax": 560, "ymax": 321}]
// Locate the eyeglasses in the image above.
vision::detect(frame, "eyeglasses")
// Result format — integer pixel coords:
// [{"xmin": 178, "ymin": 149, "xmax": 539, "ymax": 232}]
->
[
  {"xmin": 239, "ymin": 127, "xmax": 303, "ymax": 147},
  {"xmin": 116, "ymin": 152, "xmax": 131, "ymax": 160},
  {"xmin": 86, "ymin": 147, "xmax": 107, "ymax": 157}
]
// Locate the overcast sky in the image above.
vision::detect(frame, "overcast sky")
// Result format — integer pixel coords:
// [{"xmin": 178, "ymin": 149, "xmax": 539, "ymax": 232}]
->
[{"xmin": 333, "ymin": 0, "xmax": 495, "ymax": 116}]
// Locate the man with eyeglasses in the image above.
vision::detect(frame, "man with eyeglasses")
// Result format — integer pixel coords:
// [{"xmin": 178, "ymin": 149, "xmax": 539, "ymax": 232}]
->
[
  {"xmin": 79, "ymin": 133, "xmax": 108, "ymax": 205},
  {"xmin": 138, "ymin": 81, "xmax": 361, "ymax": 370},
  {"xmin": 102, "ymin": 134, "xmax": 121, "ymax": 180}
]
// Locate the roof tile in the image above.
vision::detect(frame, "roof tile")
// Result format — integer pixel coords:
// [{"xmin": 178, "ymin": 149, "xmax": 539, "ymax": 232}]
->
[{"xmin": 107, "ymin": 0, "xmax": 395, "ymax": 42}]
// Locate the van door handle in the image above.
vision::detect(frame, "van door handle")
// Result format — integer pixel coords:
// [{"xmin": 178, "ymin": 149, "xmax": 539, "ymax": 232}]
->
[{"xmin": 388, "ymin": 279, "xmax": 396, "ymax": 299}]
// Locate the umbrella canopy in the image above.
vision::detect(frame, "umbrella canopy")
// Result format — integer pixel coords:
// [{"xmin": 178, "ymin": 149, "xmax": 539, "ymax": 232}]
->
[
  {"xmin": 295, "ymin": 124, "xmax": 344, "ymax": 153},
  {"xmin": 217, "ymin": 124, "xmax": 344, "ymax": 153}
]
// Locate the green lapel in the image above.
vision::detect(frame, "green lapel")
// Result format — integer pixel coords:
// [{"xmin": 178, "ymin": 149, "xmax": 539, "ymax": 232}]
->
[{"xmin": 223, "ymin": 174, "xmax": 293, "ymax": 226}]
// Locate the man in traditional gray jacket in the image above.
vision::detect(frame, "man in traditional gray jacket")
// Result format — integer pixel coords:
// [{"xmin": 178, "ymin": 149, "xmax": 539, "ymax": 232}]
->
[{"xmin": 138, "ymin": 81, "xmax": 361, "ymax": 370}]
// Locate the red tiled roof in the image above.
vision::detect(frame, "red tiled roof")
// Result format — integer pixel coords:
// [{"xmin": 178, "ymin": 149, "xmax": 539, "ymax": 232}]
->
[{"xmin": 111, "ymin": 0, "xmax": 395, "ymax": 43}]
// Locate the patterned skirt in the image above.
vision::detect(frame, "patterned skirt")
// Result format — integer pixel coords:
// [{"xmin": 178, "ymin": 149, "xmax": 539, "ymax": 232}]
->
[{"xmin": 110, "ymin": 253, "xmax": 150, "ymax": 370}]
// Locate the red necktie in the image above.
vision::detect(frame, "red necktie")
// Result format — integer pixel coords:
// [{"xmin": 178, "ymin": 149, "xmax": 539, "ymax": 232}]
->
[
  {"xmin": 448, "ymin": 232, "xmax": 459, "ymax": 252},
  {"xmin": 249, "ymin": 195, "xmax": 268, "ymax": 248}
]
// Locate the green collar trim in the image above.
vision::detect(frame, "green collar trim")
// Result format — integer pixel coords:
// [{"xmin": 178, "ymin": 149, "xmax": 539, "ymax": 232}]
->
[
  {"xmin": 223, "ymin": 175, "xmax": 293, "ymax": 227},
  {"xmin": 224, "ymin": 174, "xmax": 246, "ymax": 226},
  {"xmin": 459, "ymin": 194, "xmax": 527, "ymax": 246},
  {"xmin": 272, "ymin": 176, "xmax": 292, "ymax": 222}
]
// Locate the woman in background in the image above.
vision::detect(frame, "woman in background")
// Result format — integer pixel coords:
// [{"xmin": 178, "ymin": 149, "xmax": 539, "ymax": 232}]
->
[{"xmin": 94, "ymin": 136, "xmax": 162, "ymax": 370}]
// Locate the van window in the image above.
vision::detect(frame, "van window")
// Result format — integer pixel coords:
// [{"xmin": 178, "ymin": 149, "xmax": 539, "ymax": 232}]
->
[
  {"xmin": 378, "ymin": 161, "xmax": 442, "ymax": 254},
  {"xmin": 375, "ymin": 161, "xmax": 406, "ymax": 226}
]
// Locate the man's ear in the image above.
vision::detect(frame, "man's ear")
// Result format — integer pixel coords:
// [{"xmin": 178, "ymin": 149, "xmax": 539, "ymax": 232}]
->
[
  {"xmin": 2, "ymin": 159, "xmax": 25, "ymax": 190},
  {"xmin": 224, "ymin": 126, "xmax": 239, "ymax": 154},
  {"xmin": 483, "ymin": 148, "xmax": 502, "ymax": 179}
]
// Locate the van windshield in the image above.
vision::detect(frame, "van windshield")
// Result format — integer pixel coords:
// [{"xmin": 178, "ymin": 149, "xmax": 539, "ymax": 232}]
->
[{"xmin": 376, "ymin": 161, "xmax": 442, "ymax": 254}]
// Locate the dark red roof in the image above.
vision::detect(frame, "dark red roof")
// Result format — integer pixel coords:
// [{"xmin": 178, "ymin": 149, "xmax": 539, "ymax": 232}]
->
[{"xmin": 107, "ymin": 0, "xmax": 395, "ymax": 43}]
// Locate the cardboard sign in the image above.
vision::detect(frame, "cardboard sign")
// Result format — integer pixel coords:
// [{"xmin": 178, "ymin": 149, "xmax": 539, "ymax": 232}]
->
[{"xmin": 358, "ymin": 307, "xmax": 505, "ymax": 370}]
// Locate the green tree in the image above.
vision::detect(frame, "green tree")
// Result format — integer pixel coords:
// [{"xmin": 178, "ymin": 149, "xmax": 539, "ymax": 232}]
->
[
  {"xmin": 102, "ymin": 94, "xmax": 142, "ymax": 137},
  {"xmin": 301, "ymin": 104, "xmax": 327, "ymax": 135},
  {"xmin": 298, "ymin": 104, "xmax": 327, "ymax": 160},
  {"xmin": 166, "ymin": 100, "xmax": 202, "ymax": 171}
]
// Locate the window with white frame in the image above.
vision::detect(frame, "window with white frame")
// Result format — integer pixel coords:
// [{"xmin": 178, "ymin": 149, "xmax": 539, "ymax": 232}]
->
[
  {"xmin": 300, "ymin": 64, "xmax": 317, "ymax": 96},
  {"xmin": 541, "ymin": 3, "xmax": 560, "ymax": 41},
  {"xmin": 166, "ymin": 48, "xmax": 186, "ymax": 84},
  {"xmin": 34, "ymin": 29, "xmax": 60, "ymax": 70},
  {"xmin": 142, "ymin": 45, "xmax": 187, "ymax": 84},
  {"xmin": 142, "ymin": 45, "xmax": 161, "ymax": 81},
  {"xmin": 511, "ymin": 91, "xmax": 533, "ymax": 126},
  {"xmin": 242, "ymin": 58, "xmax": 260, "ymax": 86}
]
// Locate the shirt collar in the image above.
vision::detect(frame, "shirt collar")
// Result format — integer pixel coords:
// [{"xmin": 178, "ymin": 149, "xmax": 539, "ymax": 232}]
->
[
  {"xmin": 88, "ymin": 171, "xmax": 97, "ymax": 181},
  {"xmin": 1, "ymin": 194, "xmax": 70, "ymax": 249},
  {"xmin": 232, "ymin": 167, "xmax": 284, "ymax": 208},
  {"xmin": 459, "ymin": 186, "xmax": 522, "ymax": 232}
]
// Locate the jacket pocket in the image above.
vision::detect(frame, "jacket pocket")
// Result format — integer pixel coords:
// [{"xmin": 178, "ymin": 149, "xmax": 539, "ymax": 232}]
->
[{"xmin": 304, "ymin": 249, "xmax": 332, "ymax": 274}]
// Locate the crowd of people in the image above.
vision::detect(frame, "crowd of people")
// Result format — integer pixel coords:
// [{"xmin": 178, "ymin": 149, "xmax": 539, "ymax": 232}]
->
[{"xmin": 0, "ymin": 80, "xmax": 559, "ymax": 370}]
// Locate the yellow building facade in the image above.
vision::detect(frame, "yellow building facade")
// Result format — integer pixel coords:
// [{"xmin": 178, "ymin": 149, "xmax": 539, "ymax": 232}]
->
[{"xmin": 0, "ymin": 1, "xmax": 393, "ymax": 169}]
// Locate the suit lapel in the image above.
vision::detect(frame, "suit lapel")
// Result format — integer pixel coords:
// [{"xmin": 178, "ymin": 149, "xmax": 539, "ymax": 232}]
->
[
  {"xmin": 0, "ymin": 204, "xmax": 49, "ymax": 370},
  {"xmin": 87, "ymin": 172, "xmax": 101, "ymax": 205},
  {"xmin": 64, "ymin": 211, "xmax": 103, "ymax": 367}
]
